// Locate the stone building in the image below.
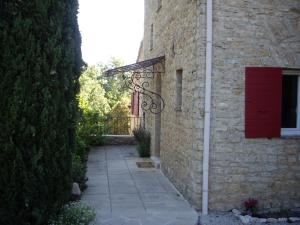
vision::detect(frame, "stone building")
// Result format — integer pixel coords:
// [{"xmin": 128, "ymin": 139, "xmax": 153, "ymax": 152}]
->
[{"xmin": 123, "ymin": 0, "xmax": 300, "ymax": 213}]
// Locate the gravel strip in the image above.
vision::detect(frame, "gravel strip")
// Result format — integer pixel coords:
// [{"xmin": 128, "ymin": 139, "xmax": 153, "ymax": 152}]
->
[{"xmin": 200, "ymin": 212, "xmax": 300, "ymax": 225}]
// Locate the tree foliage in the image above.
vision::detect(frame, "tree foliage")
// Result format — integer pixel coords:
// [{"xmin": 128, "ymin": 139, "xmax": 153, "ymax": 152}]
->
[
  {"xmin": 79, "ymin": 65, "xmax": 110, "ymax": 116},
  {"xmin": 77, "ymin": 59, "xmax": 131, "ymax": 139},
  {"xmin": 0, "ymin": 1, "xmax": 83, "ymax": 224},
  {"xmin": 97, "ymin": 58, "xmax": 129, "ymax": 109}
]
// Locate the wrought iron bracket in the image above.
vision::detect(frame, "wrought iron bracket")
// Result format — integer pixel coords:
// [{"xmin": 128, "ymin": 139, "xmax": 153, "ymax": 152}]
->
[{"xmin": 105, "ymin": 56, "xmax": 165, "ymax": 114}]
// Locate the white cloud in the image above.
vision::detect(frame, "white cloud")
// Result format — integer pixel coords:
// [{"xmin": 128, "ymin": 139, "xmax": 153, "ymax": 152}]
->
[{"xmin": 78, "ymin": 0, "xmax": 144, "ymax": 65}]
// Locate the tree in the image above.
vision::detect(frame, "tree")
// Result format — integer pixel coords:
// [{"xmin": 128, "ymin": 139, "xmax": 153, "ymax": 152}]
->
[
  {"xmin": 79, "ymin": 65, "xmax": 110, "ymax": 115},
  {"xmin": 79, "ymin": 58, "xmax": 131, "ymax": 115},
  {"xmin": 0, "ymin": 1, "xmax": 83, "ymax": 224},
  {"xmin": 98, "ymin": 58, "xmax": 130, "ymax": 109},
  {"xmin": 77, "ymin": 59, "xmax": 132, "ymax": 137}
]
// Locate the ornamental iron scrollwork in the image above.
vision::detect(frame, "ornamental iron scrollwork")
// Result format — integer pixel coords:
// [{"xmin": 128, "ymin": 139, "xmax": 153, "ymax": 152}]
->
[{"xmin": 105, "ymin": 56, "xmax": 165, "ymax": 114}]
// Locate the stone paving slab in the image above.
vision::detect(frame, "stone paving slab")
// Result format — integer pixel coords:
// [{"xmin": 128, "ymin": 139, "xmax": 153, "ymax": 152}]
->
[{"xmin": 81, "ymin": 145, "xmax": 198, "ymax": 225}]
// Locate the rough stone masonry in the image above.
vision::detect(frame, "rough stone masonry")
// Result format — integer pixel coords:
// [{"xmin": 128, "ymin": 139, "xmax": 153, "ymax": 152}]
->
[{"xmin": 142, "ymin": 0, "xmax": 300, "ymax": 212}]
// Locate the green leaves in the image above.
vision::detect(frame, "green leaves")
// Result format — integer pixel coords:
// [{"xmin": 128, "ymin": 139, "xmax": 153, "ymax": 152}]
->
[
  {"xmin": 48, "ymin": 202, "xmax": 95, "ymax": 225},
  {"xmin": 0, "ymin": 0, "xmax": 83, "ymax": 224},
  {"xmin": 77, "ymin": 60, "xmax": 132, "ymax": 140}
]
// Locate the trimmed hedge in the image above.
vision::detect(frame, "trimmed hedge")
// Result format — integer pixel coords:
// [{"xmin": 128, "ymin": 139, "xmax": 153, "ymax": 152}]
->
[{"xmin": 0, "ymin": 1, "xmax": 83, "ymax": 224}]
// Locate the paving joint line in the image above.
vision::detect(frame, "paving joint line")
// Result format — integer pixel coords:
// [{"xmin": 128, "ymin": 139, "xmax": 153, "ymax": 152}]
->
[
  {"xmin": 105, "ymin": 148, "xmax": 113, "ymax": 213},
  {"xmin": 154, "ymin": 171, "xmax": 169, "ymax": 193},
  {"xmin": 124, "ymin": 154, "xmax": 147, "ymax": 212}
]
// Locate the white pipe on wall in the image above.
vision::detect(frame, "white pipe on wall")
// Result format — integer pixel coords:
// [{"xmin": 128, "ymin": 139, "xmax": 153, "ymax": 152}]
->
[{"xmin": 202, "ymin": 0, "xmax": 213, "ymax": 215}]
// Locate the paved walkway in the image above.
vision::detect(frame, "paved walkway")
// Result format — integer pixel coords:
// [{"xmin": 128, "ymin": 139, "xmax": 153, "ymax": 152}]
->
[{"xmin": 81, "ymin": 145, "xmax": 198, "ymax": 225}]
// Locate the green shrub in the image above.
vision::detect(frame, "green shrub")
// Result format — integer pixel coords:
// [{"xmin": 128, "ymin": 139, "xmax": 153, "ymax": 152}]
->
[
  {"xmin": 74, "ymin": 136, "xmax": 88, "ymax": 162},
  {"xmin": 0, "ymin": 1, "xmax": 83, "ymax": 224},
  {"xmin": 48, "ymin": 202, "xmax": 95, "ymax": 225},
  {"xmin": 77, "ymin": 110, "xmax": 105, "ymax": 146},
  {"xmin": 133, "ymin": 127, "xmax": 151, "ymax": 157},
  {"xmin": 106, "ymin": 99, "xmax": 131, "ymax": 135},
  {"xmin": 72, "ymin": 155, "xmax": 86, "ymax": 190},
  {"xmin": 72, "ymin": 136, "xmax": 88, "ymax": 193}
]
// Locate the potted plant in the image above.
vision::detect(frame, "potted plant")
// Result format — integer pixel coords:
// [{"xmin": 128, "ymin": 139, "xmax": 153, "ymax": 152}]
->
[
  {"xmin": 132, "ymin": 126, "xmax": 151, "ymax": 157},
  {"xmin": 244, "ymin": 198, "xmax": 258, "ymax": 216}
]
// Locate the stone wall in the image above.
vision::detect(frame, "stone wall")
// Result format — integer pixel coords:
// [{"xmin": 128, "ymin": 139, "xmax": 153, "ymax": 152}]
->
[
  {"xmin": 143, "ymin": 0, "xmax": 300, "ymax": 212},
  {"xmin": 209, "ymin": 0, "xmax": 300, "ymax": 211},
  {"xmin": 143, "ymin": 0, "xmax": 206, "ymax": 208}
]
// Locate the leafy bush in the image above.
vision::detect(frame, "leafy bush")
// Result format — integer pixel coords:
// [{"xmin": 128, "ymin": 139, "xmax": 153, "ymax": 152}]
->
[
  {"xmin": 78, "ymin": 61, "xmax": 132, "ymax": 137},
  {"xmin": 72, "ymin": 155, "xmax": 87, "ymax": 191},
  {"xmin": 105, "ymin": 99, "xmax": 131, "ymax": 135},
  {"xmin": 77, "ymin": 110, "xmax": 105, "ymax": 146},
  {"xmin": 133, "ymin": 127, "xmax": 151, "ymax": 157},
  {"xmin": 48, "ymin": 202, "xmax": 95, "ymax": 225},
  {"xmin": 0, "ymin": 1, "xmax": 83, "ymax": 224},
  {"xmin": 74, "ymin": 136, "xmax": 88, "ymax": 162}
]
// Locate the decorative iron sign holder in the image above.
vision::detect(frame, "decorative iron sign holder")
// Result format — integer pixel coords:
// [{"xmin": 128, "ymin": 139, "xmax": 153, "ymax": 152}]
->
[{"xmin": 104, "ymin": 56, "xmax": 165, "ymax": 114}]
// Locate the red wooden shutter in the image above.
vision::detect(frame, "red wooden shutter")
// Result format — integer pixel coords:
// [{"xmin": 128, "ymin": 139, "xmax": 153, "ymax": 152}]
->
[{"xmin": 245, "ymin": 67, "xmax": 282, "ymax": 138}]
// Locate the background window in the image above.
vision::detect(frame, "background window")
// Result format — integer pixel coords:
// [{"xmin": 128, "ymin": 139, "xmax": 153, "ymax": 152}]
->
[
  {"xmin": 176, "ymin": 69, "xmax": 183, "ymax": 110},
  {"xmin": 150, "ymin": 24, "xmax": 153, "ymax": 51},
  {"xmin": 281, "ymin": 72, "xmax": 300, "ymax": 136},
  {"xmin": 281, "ymin": 75, "xmax": 298, "ymax": 128},
  {"xmin": 157, "ymin": 0, "xmax": 162, "ymax": 11}
]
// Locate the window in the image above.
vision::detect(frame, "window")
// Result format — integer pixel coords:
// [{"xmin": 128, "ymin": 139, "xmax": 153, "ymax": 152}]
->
[
  {"xmin": 281, "ymin": 70, "xmax": 300, "ymax": 136},
  {"xmin": 245, "ymin": 67, "xmax": 300, "ymax": 138},
  {"xmin": 150, "ymin": 24, "xmax": 154, "ymax": 51},
  {"xmin": 157, "ymin": 0, "xmax": 162, "ymax": 11},
  {"xmin": 176, "ymin": 69, "xmax": 183, "ymax": 111}
]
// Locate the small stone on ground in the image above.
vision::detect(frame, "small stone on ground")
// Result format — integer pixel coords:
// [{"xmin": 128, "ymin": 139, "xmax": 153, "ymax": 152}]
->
[{"xmin": 200, "ymin": 212, "xmax": 300, "ymax": 225}]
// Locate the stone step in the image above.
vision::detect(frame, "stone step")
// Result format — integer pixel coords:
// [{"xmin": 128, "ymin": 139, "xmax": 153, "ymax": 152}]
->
[{"xmin": 102, "ymin": 135, "xmax": 137, "ymax": 145}]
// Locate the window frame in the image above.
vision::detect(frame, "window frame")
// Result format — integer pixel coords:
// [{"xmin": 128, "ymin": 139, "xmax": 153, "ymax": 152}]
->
[
  {"xmin": 281, "ymin": 70, "xmax": 300, "ymax": 137},
  {"xmin": 150, "ymin": 24, "xmax": 154, "ymax": 51},
  {"xmin": 175, "ymin": 69, "xmax": 183, "ymax": 111},
  {"xmin": 157, "ymin": 0, "xmax": 162, "ymax": 12}
]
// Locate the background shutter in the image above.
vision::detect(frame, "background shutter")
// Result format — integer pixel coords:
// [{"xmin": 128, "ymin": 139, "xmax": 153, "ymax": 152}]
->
[
  {"xmin": 245, "ymin": 67, "xmax": 282, "ymax": 138},
  {"xmin": 133, "ymin": 92, "xmax": 139, "ymax": 117},
  {"xmin": 131, "ymin": 93, "xmax": 135, "ymax": 115},
  {"xmin": 131, "ymin": 91, "xmax": 139, "ymax": 117}
]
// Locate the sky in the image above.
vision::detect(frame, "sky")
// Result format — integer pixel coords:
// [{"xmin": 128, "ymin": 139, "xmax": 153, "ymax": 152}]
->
[{"xmin": 78, "ymin": 0, "xmax": 144, "ymax": 66}]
